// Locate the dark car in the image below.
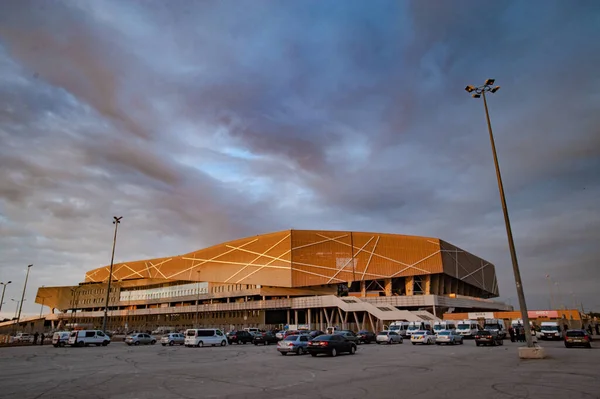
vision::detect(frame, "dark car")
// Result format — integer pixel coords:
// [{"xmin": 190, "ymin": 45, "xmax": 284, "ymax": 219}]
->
[
  {"xmin": 475, "ymin": 330, "xmax": 504, "ymax": 346},
  {"xmin": 227, "ymin": 330, "xmax": 253, "ymax": 345},
  {"xmin": 307, "ymin": 334, "xmax": 357, "ymax": 357},
  {"xmin": 335, "ymin": 330, "xmax": 360, "ymax": 344},
  {"xmin": 564, "ymin": 330, "xmax": 592, "ymax": 348},
  {"xmin": 253, "ymin": 331, "xmax": 279, "ymax": 345},
  {"xmin": 357, "ymin": 330, "xmax": 376, "ymax": 344}
]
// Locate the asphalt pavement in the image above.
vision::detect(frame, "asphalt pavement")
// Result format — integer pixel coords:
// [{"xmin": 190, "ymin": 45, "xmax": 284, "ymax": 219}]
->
[{"xmin": 0, "ymin": 338, "xmax": 598, "ymax": 399}]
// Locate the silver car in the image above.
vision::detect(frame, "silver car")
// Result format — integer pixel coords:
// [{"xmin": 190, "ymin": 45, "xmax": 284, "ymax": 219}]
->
[
  {"xmin": 436, "ymin": 330, "xmax": 464, "ymax": 345},
  {"xmin": 376, "ymin": 331, "xmax": 403, "ymax": 344},
  {"xmin": 161, "ymin": 333, "xmax": 185, "ymax": 346},
  {"xmin": 277, "ymin": 334, "xmax": 311, "ymax": 355},
  {"xmin": 125, "ymin": 333, "xmax": 157, "ymax": 346}
]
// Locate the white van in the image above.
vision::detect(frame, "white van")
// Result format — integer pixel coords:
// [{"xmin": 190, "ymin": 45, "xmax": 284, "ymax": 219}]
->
[
  {"xmin": 67, "ymin": 330, "xmax": 111, "ymax": 347},
  {"xmin": 244, "ymin": 327, "xmax": 260, "ymax": 334},
  {"xmin": 389, "ymin": 321, "xmax": 410, "ymax": 337},
  {"xmin": 456, "ymin": 320, "xmax": 479, "ymax": 338},
  {"xmin": 539, "ymin": 321, "xmax": 564, "ymax": 340},
  {"xmin": 433, "ymin": 321, "xmax": 457, "ymax": 335},
  {"xmin": 184, "ymin": 329, "xmax": 227, "ymax": 347},
  {"xmin": 52, "ymin": 331, "xmax": 71, "ymax": 347},
  {"xmin": 407, "ymin": 321, "xmax": 432, "ymax": 336}
]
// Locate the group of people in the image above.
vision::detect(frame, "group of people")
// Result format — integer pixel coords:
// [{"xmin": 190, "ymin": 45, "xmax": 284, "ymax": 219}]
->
[
  {"xmin": 32, "ymin": 332, "xmax": 45, "ymax": 345},
  {"xmin": 508, "ymin": 325, "xmax": 528, "ymax": 342}
]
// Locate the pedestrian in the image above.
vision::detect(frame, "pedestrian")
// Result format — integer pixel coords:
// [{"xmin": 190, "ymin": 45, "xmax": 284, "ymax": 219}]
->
[
  {"xmin": 595, "ymin": 323, "xmax": 599, "ymax": 336},
  {"xmin": 33, "ymin": 332, "xmax": 39, "ymax": 345},
  {"xmin": 518, "ymin": 325, "xmax": 525, "ymax": 342},
  {"xmin": 40, "ymin": 333, "xmax": 45, "ymax": 346},
  {"xmin": 508, "ymin": 327, "xmax": 515, "ymax": 343},
  {"xmin": 587, "ymin": 324, "xmax": 593, "ymax": 336}
]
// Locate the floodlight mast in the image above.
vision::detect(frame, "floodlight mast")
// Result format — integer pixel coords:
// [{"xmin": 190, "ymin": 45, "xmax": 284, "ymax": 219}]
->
[{"xmin": 465, "ymin": 79, "xmax": 533, "ymax": 348}]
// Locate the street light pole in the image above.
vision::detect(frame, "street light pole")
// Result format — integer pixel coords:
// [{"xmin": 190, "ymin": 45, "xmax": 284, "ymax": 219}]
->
[
  {"xmin": 0, "ymin": 281, "xmax": 11, "ymax": 313},
  {"xmin": 12, "ymin": 299, "xmax": 21, "ymax": 319},
  {"xmin": 17, "ymin": 265, "xmax": 32, "ymax": 324},
  {"xmin": 195, "ymin": 271, "xmax": 201, "ymax": 328},
  {"xmin": 102, "ymin": 216, "xmax": 123, "ymax": 333},
  {"xmin": 465, "ymin": 79, "xmax": 534, "ymax": 348}
]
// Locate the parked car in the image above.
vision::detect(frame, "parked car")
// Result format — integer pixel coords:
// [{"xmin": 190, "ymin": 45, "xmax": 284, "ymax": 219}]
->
[
  {"xmin": 227, "ymin": 330, "xmax": 253, "ymax": 345},
  {"xmin": 376, "ymin": 331, "xmax": 403, "ymax": 344},
  {"xmin": 436, "ymin": 330, "xmax": 464, "ymax": 345},
  {"xmin": 564, "ymin": 330, "xmax": 592, "ymax": 348},
  {"xmin": 283, "ymin": 330, "xmax": 300, "ymax": 339},
  {"xmin": 335, "ymin": 330, "xmax": 360, "ymax": 344},
  {"xmin": 161, "ymin": 333, "xmax": 185, "ymax": 346},
  {"xmin": 125, "ymin": 333, "xmax": 157, "ymax": 346},
  {"xmin": 253, "ymin": 331, "xmax": 279, "ymax": 345},
  {"xmin": 52, "ymin": 331, "xmax": 70, "ymax": 347},
  {"xmin": 357, "ymin": 330, "xmax": 377, "ymax": 344},
  {"xmin": 410, "ymin": 330, "xmax": 436, "ymax": 345},
  {"xmin": 307, "ymin": 334, "xmax": 357, "ymax": 357},
  {"xmin": 275, "ymin": 331, "xmax": 285, "ymax": 340},
  {"xmin": 13, "ymin": 333, "xmax": 33, "ymax": 343},
  {"xmin": 277, "ymin": 334, "xmax": 311, "ymax": 355},
  {"xmin": 475, "ymin": 330, "xmax": 504, "ymax": 346}
]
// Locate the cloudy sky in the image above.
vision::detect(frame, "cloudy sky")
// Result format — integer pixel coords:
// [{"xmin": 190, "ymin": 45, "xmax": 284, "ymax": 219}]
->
[{"xmin": 0, "ymin": 0, "xmax": 599, "ymax": 318}]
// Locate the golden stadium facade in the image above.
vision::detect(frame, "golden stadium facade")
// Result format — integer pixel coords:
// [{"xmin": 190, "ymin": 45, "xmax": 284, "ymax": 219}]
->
[{"xmin": 3, "ymin": 230, "xmax": 512, "ymax": 334}]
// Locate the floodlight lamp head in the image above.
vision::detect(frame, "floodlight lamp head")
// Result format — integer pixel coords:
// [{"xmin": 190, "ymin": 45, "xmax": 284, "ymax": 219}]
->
[
  {"xmin": 472, "ymin": 93, "xmax": 481, "ymax": 98},
  {"xmin": 485, "ymin": 78, "xmax": 495, "ymax": 86},
  {"xmin": 465, "ymin": 85, "xmax": 475, "ymax": 93},
  {"xmin": 490, "ymin": 86, "xmax": 500, "ymax": 93}
]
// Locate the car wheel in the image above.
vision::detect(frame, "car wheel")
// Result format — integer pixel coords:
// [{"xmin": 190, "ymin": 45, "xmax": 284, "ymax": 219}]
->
[
  {"xmin": 436, "ymin": 342, "xmax": 440, "ymax": 345},
  {"xmin": 297, "ymin": 347, "xmax": 304, "ymax": 355},
  {"xmin": 586, "ymin": 343, "xmax": 592, "ymax": 348},
  {"xmin": 254, "ymin": 342, "xmax": 258, "ymax": 346},
  {"xmin": 350, "ymin": 345, "xmax": 356, "ymax": 355},
  {"xmin": 162, "ymin": 343, "xmax": 166, "ymax": 346},
  {"xmin": 311, "ymin": 353, "xmax": 317, "ymax": 357},
  {"xmin": 412, "ymin": 342, "xmax": 416, "ymax": 345},
  {"xmin": 476, "ymin": 343, "xmax": 480, "ymax": 347},
  {"xmin": 134, "ymin": 341, "xmax": 140, "ymax": 346},
  {"xmin": 564, "ymin": 343, "xmax": 571, "ymax": 348},
  {"xmin": 151, "ymin": 340, "xmax": 156, "ymax": 345},
  {"xmin": 102, "ymin": 341, "xmax": 109, "ymax": 347},
  {"xmin": 376, "ymin": 341, "xmax": 381, "ymax": 345},
  {"xmin": 330, "ymin": 348, "xmax": 337, "ymax": 357},
  {"xmin": 169, "ymin": 341, "xmax": 174, "ymax": 346},
  {"xmin": 388, "ymin": 340, "xmax": 392, "ymax": 345},
  {"xmin": 221, "ymin": 340, "xmax": 226, "ymax": 346},
  {"xmin": 60, "ymin": 342, "xmax": 66, "ymax": 347},
  {"xmin": 78, "ymin": 341, "xmax": 85, "ymax": 347},
  {"xmin": 281, "ymin": 352, "xmax": 287, "ymax": 356},
  {"xmin": 197, "ymin": 341, "xmax": 203, "ymax": 347}
]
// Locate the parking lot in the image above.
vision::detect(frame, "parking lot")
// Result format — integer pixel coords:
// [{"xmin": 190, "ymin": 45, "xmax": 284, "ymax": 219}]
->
[{"xmin": 0, "ymin": 339, "xmax": 598, "ymax": 399}]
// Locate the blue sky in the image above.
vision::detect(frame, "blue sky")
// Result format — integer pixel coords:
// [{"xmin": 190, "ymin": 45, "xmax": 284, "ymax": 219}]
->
[{"xmin": 0, "ymin": 0, "xmax": 599, "ymax": 317}]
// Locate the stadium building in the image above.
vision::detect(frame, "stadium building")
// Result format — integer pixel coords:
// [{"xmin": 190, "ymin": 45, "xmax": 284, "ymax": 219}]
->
[{"xmin": 3, "ymin": 230, "xmax": 512, "ymax": 334}]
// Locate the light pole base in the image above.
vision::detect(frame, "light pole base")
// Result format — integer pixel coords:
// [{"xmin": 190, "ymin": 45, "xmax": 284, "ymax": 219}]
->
[{"xmin": 518, "ymin": 346, "xmax": 547, "ymax": 359}]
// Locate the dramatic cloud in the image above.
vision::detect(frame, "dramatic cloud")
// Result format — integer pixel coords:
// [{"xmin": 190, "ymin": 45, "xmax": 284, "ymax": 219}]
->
[{"xmin": 1, "ymin": 0, "xmax": 599, "ymax": 317}]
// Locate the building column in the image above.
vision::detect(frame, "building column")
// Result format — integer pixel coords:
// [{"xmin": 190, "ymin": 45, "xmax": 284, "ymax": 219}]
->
[
  {"xmin": 307, "ymin": 308, "xmax": 312, "ymax": 328},
  {"xmin": 360, "ymin": 281, "xmax": 366, "ymax": 297},
  {"xmin": 384, "ymin": 278, "xmax": 392, "ymax": 297},
  {"xmin": 294, "ymin": 310, "xmax": 298, "ymax": 325},
  {"xmin": 405, "ymin": 276, "xmax": 414, "ymax": 296},
  {"xmin": 286, "ymin": 310, "xmax": 290, "ymax": 325},
  {"xmin": 424, "ymin": 275, "xmax": 431, "ymax": 295}
]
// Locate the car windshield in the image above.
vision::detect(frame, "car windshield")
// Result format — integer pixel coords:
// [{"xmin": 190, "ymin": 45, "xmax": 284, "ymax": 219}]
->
[
  {"xmin": 408, "ymin": 326, "xmax": 419, "ymax": 331},
  {"xmin": 438, "ymin": 331, "xmax": 451, "ymax": 336},
  {"xmin": 457, "ymin": 324, "xmax": 470, "ymax": 329},
  {"xmin": 413, "ymin": 331, "xmax": 425, "ymax": 335},
  {"xmin": 377, "ymin": 332, "xmax": 388, "ymax": 336},
  {"xmin": 186, "ymin": 331, "xmax": 196, "ymax": 336},
  {"xmin": 284, "ymin": 336, "xmax": 298, "ymax": 341},
  {"xmin": 542, "ymin": 326, "xmax": 559, "ymax": 331},
  {"xmin": 433, "ymin": 325, "xmax": 443, "ymax": 331}
]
